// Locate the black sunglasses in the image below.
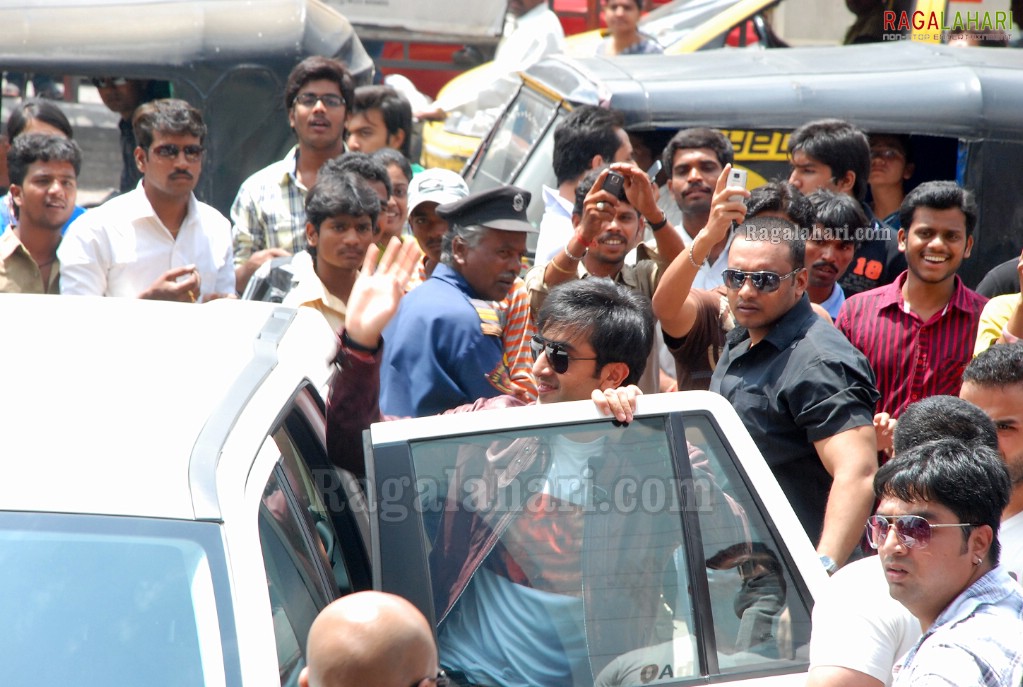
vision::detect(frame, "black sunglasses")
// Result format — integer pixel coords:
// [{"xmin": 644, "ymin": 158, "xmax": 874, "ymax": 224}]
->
[
  {"xmin": 150, "ymin": 143, "xmax": 204, "ymax": 163},
  {"xmin": 721, "ymin": 267, "xmax": 802, "ymax": 293},
  {"xmin": 865, "ymin": 514, "xmax": 976, "ymax": 550},
  {"xmin": 294, "ymin": 92, "xmax": 344, "ymax": 108},
  {"xmin": 530, "ymin": 335, "xmax": 597, "ymax": 375}
]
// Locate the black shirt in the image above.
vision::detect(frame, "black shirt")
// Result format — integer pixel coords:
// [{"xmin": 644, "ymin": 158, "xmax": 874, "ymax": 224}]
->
[
  {"xmin": 119, "ymin": 117, "xmax": 141, "ymax": 193},
  {"xmin": 976, "ymin": 256, "xmax": 1020, "ymax": 298}
]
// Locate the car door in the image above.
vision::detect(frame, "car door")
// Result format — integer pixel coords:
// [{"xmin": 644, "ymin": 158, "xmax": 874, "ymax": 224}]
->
[{"xmin": 366, "ymin": 390, "xmax": 826, "ymax": 686}]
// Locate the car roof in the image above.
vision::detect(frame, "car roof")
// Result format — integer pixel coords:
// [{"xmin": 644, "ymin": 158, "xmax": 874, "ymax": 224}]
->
[
  {"xmin": 525, "ymin": 42, "xmax": 1023, "ymax": 142},
  {"xmin": 0, "ymin": 296, "xmax": 334, "ymax": 520}
]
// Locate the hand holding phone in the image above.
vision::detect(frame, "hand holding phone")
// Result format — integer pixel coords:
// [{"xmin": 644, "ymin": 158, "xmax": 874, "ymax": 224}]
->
[
  {"xmin": 602, "ymin": 170, "xmax": 625, "ymax": 198},
  {"xmin": 728, "ymin": 168, "xmax": 748, "ymax": 203}
]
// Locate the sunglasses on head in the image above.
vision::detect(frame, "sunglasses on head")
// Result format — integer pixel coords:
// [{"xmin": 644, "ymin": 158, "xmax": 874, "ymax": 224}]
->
[
  {"xmin": 530, "ymin": 335, "xmax": 597, "ymax": 375},
  {"xmin": 150, "ymin": 143, "xmax": 204, "ymax": 163},
  {"xmin": 865, "ymin": 514, "xmax": 976, "ymax": 550},
  {"xmin": 721, "ymin": 268, "xmax": 802, "ymax": 293},
  {"xmin": 294, "ymin": 92, "xmax": 344, "ymax": 108}
]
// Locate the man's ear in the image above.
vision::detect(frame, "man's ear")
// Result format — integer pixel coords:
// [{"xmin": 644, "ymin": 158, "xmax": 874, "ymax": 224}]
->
[
  {"xmin": 598, "ymin": 361, "xmax": 630, "ymax": 390},
  {"xmin": 388, "ymin": 129, "xmax": 406, "ymax": 152},
  {"xmin": 833, "ymin": 170, "xmax": 856, "ymax": 195},
  {"xmin": 451, "ymin": 234, "xmax": 468, "ymax": 265},
  {"xmin": 897, "ymin": 227, "xmax": 907, "ymax": 253},
  {"xmin": 969, "ymin": 523, "xmax": 993, "ymax": 565},
  {"xmin": 134, "ymin": 146, "xmax": 147, "ymax": 174},
  {"xmin": 964, "ymin": 234, "xmax": 974, "ymax": 259},
  {"xmin": 305, "ymin": 221, "xmax": 319, "ymax": 247},
  {"xmin": 8, "ymin": 184, "xmax": 23, "ymax": 209}
]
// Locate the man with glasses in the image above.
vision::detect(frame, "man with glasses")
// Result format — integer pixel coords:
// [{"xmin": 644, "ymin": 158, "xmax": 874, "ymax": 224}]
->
[
  {"xmin": 59, "ymin": 99, "xmax": 234, "ymax": 300},
  {"xmin": 869, "ymin": 438, "xmax": 1023, "ymax": 687},
  {"xmin": 298, "ymin": 591, "xmax": 446, "ymax": 687},
  {"xmin": 686, "ymin": 182, "xmax": 879, "ymax": 571},
  {"xmin": 231, "ymin": 56, "xmax": 355, "ymax": 293}
]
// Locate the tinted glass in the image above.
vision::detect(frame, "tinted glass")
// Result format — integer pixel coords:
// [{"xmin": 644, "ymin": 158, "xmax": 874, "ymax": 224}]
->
[{"xmin": 471, "ymin": 87, "xmax": 560, "ymax": 195}]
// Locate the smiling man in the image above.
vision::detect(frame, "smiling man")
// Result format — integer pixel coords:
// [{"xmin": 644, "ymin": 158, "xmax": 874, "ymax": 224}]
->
[
  {"xmin": 59, "ymin": 99, "xmax": 234, "ymax": 301},
  {"xmin": 231, "ymin": 56, "xmax": 355, "ymax": 293},
  {"xmin": 870, "ymin": 438, "xmax": 1023, "ymax": 687},
  {"xmin": 837, "ymin": 181, "xmax": 988, "ymax": 420},
  {"xmin": 379, "ymin": 185, "xmax": 538, "ymax": 417},
  {"xmin": 1, "ymin": 133, "xmax": 80, "ymax": 294}
]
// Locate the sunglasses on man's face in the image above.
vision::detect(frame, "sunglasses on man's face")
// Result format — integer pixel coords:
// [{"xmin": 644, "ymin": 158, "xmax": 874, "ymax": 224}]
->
[
  {"xmin": 150, "ymin": 143, "xmax": 204, "ymax": 163},
  {"xmin": 530, "ymin": 335, "xmax": 597, "ymax": 375},
  {"xmin": 721, "ymin": 268, "xmax": 802, "ymax": 293},
  {"xmin": 865, "ymin": 514, "xmax": 976, "ymax": 550}
]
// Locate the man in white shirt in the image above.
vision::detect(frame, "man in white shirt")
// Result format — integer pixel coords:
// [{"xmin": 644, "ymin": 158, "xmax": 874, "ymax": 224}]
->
[{"xmin": 59, "ymin": 99, "xmax": 234, "ymax": 301}]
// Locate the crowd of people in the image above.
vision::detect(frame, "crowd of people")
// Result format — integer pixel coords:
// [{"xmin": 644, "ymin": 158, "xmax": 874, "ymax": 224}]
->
[{"xmin": 3, "ymin": 4, "xmax": 1023, "ymax": 683}]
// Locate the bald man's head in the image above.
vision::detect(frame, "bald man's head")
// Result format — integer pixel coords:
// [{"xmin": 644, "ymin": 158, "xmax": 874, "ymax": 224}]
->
[{"xmin": 299, "ymin": 592, "xmax": 438, "ymax": 687}]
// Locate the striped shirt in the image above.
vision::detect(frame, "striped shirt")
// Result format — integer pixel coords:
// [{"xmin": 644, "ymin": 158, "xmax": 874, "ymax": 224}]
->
[
  {"xmin": 835, "ymin": 272, "xmax": 987, "ymax": 418},
  {"xmin": 230, "ymin": 146, "xmax": 308, "ymax": 266},
  {"xmin": 892, "ymin": 566, "xmax": 1023, "ymax": 687}
]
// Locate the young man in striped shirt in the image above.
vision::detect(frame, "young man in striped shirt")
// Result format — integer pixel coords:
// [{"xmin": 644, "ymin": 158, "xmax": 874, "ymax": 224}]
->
[{"xmin": 836, "ymin": 181, "xmax": 988, "ymax": 437}]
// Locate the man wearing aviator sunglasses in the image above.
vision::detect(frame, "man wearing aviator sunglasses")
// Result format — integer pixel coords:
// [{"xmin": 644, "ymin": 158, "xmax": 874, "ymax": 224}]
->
[
  {"xmin": 60, "ymin": 98, "xmax": 235, "ymax": 301},
  {"xmin": 869, "ymin": 438, "xmax": 1023, "ymax": 687}
]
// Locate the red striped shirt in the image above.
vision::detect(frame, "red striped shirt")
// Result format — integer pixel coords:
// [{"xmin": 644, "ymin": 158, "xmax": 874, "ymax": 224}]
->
[{"xmin": 835, "ymin": 272, "xmax": 988, "ymax": 418}]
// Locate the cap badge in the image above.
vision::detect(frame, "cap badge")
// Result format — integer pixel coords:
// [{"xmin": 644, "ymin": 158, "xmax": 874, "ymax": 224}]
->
[{"xmin": 512, "ymin": 193, "xmax": 525, "ymax": 212}]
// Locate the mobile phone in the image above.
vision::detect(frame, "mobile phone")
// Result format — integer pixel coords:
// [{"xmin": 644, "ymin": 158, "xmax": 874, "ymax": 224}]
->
[
  {"xmin": 646, "ymin": 159, "xmax": 662, "ymax": 181},
  {"xmin": 602, "ymin": 170, "xmax": 625, "ymax": 198},
  {"xmin": 728, "ymin": 168, "xmax": 748, "ymax": 203}
]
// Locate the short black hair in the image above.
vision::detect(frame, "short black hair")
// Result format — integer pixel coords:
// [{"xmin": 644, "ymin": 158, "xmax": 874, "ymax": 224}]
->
[
  {"xmin": 572, "ymin": 166, "xmax": 627, "ymax": 215},
  {"xmin": 963, "ymin": 341, "xmax": 1023, "ymax": 388},
  {"xmin": 372, "ymin": 147, "xmax": 413, "ymax": 185},
  {"xmin": 737, "ymin": 216, "xmax": 805, "ymax": 270},
  {"xmin": 284, "ymin": 55, "xmax": 355, "ymax": 112},
  {"xmin": 6, "ymin": 98, "xmax": 73, "ymax": 140},
  {"xmin": 321, "ymin": 152, "xmax": 392, "ymax": 198},
  {"xmin": 537, "ymin": 278, "xmax": 654, "ymax": 386},
  {"xmin": 898, "ymin": 181, "xmax": 978, "ymax": 237},
  {"xmin": 132, "ymin": 98, "xmax": 206, "ymax": 150},
  {"xmin": 552, "ymin": 105, "xmax": 625, "ymax": 187},
  {"xmin": 305, "ymin": 171, "xmax": 381, "ymax": 230},
  {"xmin": 892, "ymin": 395, "xmax": 998, "ymax": 455},
  {"xmin": 7, "ymin": 133, "xmax": 82, "ymax": 187},
  {"xmin": 352, "ymin": 85, "xmax": 413, "ymax": 158},
  {"xmin": 747, "ymin": 180, "xmax": 815, "ymax": 231},
  {"xmin": 788, "ymin": 119, "xmax": 870, "ymax": 201},
  {"xmin": 807, "ymin": 188, "xmax": 868, "ymax": 247},
  {"xmin": 662, "ymin": 127, "xmax": 733, "ymax": 176},
  {"xmin": 874, "ymin": 438, "xmax": 1009, "ymax": 565}
]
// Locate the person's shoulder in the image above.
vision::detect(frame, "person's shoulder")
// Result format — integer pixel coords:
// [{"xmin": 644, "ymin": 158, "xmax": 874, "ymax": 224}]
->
[
  {"xmin": 65, "ymin": 191, "xmax": 135, "ymax": 234},
  {"xmin": 236, "ymin": 152, "xmax": 294, "ymax": 192},
  {"xmin": 193, "ymin": 198, "xmax": 231, "ymax": 228}
]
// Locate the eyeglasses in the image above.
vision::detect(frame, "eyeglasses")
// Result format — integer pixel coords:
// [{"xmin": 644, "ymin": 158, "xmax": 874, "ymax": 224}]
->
[
  {"xmin": 530, "ymin": 335, "xmax": 598, "ymax": 374},
  {"xmin": 870, "ymin": 148, "xmax": 905, "ymax": 161},
  {"xmin": 410, "ymin": 671, "xmax": 450, "ymax": 687},
  {"xmin": 721, "ymin": 268, "xmax": 802, "ymax": 293},
  {"xmin": 150, "ymin": 143, "xmax": 204, "ymax": 162},
  {"xmin": 413, "ymin": 178, "xmax": 466, "ymax": 196},
  {"xmin": 91, "ymin": 77, "xmax": 128, "ymax": 88},
  {"xmin": 865, "ymin": 514, "xmax": 976, "ymax": 550},
  {"xmin": 294, "ymin": 92, "xmax": 344, "ymax": 108}
]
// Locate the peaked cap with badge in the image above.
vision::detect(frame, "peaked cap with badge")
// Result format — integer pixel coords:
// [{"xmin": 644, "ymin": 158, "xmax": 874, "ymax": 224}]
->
[{"xmin": 436, "ymin": 185, "xmax": 537, "ymax": 233}]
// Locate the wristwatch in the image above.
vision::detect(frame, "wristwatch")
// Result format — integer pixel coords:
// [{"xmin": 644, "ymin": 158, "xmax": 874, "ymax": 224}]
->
[{"xmin": 818, "ymin": 554, "xmax": 838, "ymax": 576}]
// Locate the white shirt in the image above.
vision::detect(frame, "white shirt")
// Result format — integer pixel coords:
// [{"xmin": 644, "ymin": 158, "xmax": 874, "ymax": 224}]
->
[
  {"xmin": 535, "ymin": 185, "xmax": 575, "ymax": 263},
  {"xmin": 1000, "ymin": 510, "xmax": 1023, "ymax": 584},
  {"xmin": 59, "ymin": 183, "xmax": 235, "ymax": 299},
  {"xmin": 493, "ymin": 4, "xmax": 565, "ymax": 75}
]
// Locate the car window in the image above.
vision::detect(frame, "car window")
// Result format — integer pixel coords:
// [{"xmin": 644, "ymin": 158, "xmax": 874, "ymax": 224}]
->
[{"xmin": 0, "ymin": 513, "xmax": 235, "ymax": 687}]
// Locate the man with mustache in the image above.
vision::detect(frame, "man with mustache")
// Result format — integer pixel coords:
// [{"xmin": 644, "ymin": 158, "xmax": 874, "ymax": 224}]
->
[
  {"xmin": 805, "ymin": 189, "xmax": 867, "ymax": 320},
  {"xmin": 525, "ymin": 162, "xmax": 683, "ymax": 392},
  {"xmin": 59, "ymin": 99, "xmax": 234, "ymax": 301},
  {"xmin": 231, "ymin": 56, "xmax": 354, "ymax": 293},
  {"xmin": 379, "ymin": 185, "xmax": 539, "ymax": 417}
]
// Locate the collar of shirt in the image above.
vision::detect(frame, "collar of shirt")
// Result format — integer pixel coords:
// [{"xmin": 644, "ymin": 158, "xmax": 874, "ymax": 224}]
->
[
  {"xmin": 279, "ymin": 145, "xmax": 304, "ymax": 189},
  {"xmin": 128, "ymin": 182, "xmax": 200, "ymax": 235},
  {"xmin": 0, "ymin": 228, "xmax": 25, "ymax": 261},
  {"xmin": 726, "ymin": 292, "xmax": 815, "ymax": 350},
  {"xmin": 430, "ymin": 262, "xmax": 480, "ymax": 298},
  {"xmin": 876, "ymin": 270, "xmax": 973, "ymax": 316}
]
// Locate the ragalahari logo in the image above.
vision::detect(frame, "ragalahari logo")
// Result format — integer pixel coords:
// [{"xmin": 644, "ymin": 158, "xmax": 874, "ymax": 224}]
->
[{"xmin": 882, "ymin": 10, "xmax": 1014, "ymax": 41}]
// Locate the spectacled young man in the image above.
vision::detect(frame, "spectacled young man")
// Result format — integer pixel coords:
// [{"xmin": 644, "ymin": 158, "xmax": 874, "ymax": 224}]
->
[
  {"xmin": 59, "ymin": 99, "xmax": 234, "ymax": 301},
  {"xmin": 871, "ymin": 438, "xmax": 1023, "ymax": 687},
  {"xmin": 231, "ymin": 56, "xmax": 355, "ymax": 292}
]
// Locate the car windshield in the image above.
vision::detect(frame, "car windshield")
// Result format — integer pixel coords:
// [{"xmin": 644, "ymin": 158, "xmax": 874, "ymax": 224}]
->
[{"xmin": 0, "ymin": 512, "xmax": 236, "ymax": 686}]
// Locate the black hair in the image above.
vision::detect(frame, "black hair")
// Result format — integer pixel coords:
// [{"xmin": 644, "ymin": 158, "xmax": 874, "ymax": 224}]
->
[
  {"xmin": 737, "ymin": 216, "xmax": 805, "ymax": 269},
  {"xmin": 537, "ymin": 278, "xmax": 654, "ymax": 386},
  {"xmin": 572, "ymin": 165, "xmax": 626, "ymax": 215},
  {"xmin": 788, "ymin": 119, "xmax": 870, "ymax": 201},
  {"xmin": 552, "ymin": 105, "xmax": 625, "ymax": 187},
  {"xmin": 352, "ymin": 85, "xmax": 413, "ymax": 158},
  {"xmin": 321, "ymin": 152, "xmax": 393, "ymax": 198},
  {"xmin": 306, "ymin": 171, "xmax": 381, "ymax": 230},
  {"xmin": 874, "ymin": 438, "xmax": 1009, "ymax": 565},
  {"xmin": 746, "ymin": 180, "xmax": 815, "ymax": 231},
  {"xmin": 892, "ymin": 395, "xmax": 998, "ymax": 455},
  {"xmin": 963, "ymin": 341, "xmax": 1023, "ymax": 388},
  {"xmin": 284, "ymin": 55, "xmax": 355, "ymax": 112},
  {"xmin": 807, "ymin": 188, "xmax": 869, "ymax": 247},
  {"xmin": 132, "ymin": 98, "xmax": 206, "ymax": 150},
  {"xmin": 372, "ymin": 147, "xmax": 413, "ymax": 185},
  {"xmin": 661, "ymin": 127, "xmax": 734, "ymax": 176},
  {"xmin": 604, "ymin": 0, "xmax": 643, "ymax": 8},
  {"xmin": 898, "ymin": 181, "xmax": 978, "ymax": 237},
  {"xmin": 6, "ymin": 98, "xmax": 73, "ymax": 140},
  {"xmin": 868, "ymin": 133, "xmax": 914, "ymax": 164}
]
